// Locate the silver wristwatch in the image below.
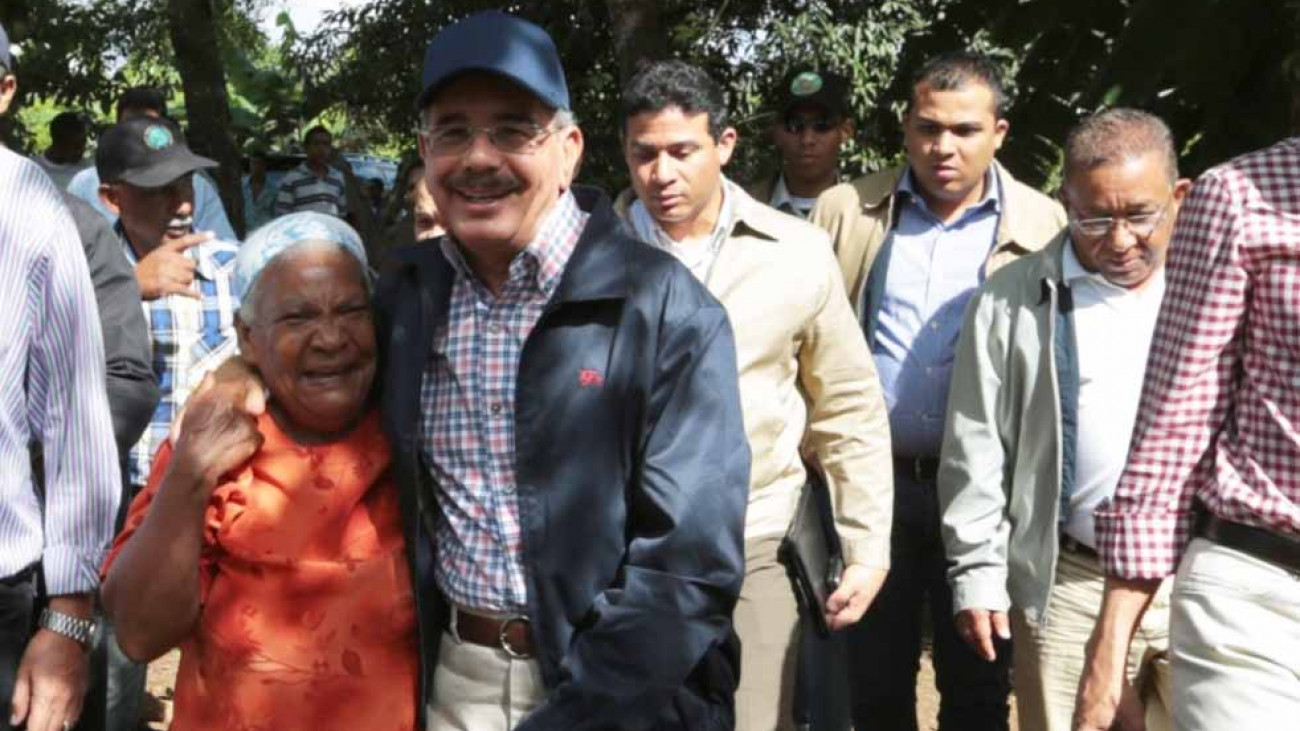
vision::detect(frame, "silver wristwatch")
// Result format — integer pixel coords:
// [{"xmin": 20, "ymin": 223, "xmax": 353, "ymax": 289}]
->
[{"xmin": 37, "ymin": 608, "xmax": 97, "ymax": 649}]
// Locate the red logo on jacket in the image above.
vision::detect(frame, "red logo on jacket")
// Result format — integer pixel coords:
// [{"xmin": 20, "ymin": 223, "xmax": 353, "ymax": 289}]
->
[{"xmin": 579, "ymin": 368, "xmax": 604, "ymax": 387}]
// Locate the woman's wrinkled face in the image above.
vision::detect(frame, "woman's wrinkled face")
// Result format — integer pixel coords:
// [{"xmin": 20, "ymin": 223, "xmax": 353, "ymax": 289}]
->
[{"xmin": 237, "ymin": 245, "xmax": 377, "ymax": 442}]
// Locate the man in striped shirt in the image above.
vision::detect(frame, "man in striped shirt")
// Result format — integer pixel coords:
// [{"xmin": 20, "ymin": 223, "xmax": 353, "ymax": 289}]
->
[
  {"xmin": 274, "ymin": 125, "xmax": 350, "ymax": 221},
  {"xmin": 0, "ymin": 28, "xmax": 121, "ymax": 729}
]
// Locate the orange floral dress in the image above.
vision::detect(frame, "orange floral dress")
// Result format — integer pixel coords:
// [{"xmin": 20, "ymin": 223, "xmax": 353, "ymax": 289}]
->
[{"xmin": 104, "ymin": 410, "xmax": 417, "ymax": 731}]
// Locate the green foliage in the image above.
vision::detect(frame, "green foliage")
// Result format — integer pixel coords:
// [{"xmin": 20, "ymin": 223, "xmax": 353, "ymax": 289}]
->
[
  {"xmin": 5, "ymin": 0, "xmax": 1298, "ymax": 191},
  {"xmin": 3, "ymin": 0, "xmax": 319, "ymax": 156}
]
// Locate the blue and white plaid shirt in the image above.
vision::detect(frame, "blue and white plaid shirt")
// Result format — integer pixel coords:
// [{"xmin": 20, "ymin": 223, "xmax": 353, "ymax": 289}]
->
[
  {"xmin": 119, "ymin": 225, "xmax": 241, "ymax": 488},
  {"xmin": 420, "ymin": 191, "xmax": 588, "ymax": 613}
]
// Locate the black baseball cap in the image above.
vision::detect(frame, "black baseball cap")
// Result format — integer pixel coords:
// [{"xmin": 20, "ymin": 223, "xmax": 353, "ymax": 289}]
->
[
  {"xmin": 95, "ymin": 118, "xmax": 216, "ymax": 188},
  {"xmin": 778, "ymin": 69, "xmax": 850, "ymax": 119},
  {"xmin": 415, "ymin": 11, "xmax": 569, "ymax": 112}
]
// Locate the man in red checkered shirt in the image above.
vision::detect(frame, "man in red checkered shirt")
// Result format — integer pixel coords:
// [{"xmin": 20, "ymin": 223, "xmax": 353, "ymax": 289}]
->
[{"xmin": 1075, "ymin": 137, "xmax": 1300, "ymax": 731}]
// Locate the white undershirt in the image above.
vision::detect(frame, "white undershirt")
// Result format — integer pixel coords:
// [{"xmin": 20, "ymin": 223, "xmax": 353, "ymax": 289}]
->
[{"xmin": 1061, "ymin": 242, "xmax": 1166, "ymax": 548}]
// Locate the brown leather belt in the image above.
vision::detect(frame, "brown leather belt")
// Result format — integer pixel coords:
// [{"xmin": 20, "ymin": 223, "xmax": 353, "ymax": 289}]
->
[
  {"xmin": 450, "ymin": 607, "xmax": 536, "ymax": 659},
  {"xmin": 1196, "ymin": 511, "xmax": 1300, "ymax": 574}
]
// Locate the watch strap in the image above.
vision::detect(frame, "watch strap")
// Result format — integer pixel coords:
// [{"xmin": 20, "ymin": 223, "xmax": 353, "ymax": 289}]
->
[{"xmin": 37, "ymin": 608, "xmax": 96, "ymax": 649}]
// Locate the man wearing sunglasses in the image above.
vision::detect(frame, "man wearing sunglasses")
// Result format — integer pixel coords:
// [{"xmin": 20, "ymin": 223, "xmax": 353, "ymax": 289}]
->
[
  {"xmin": 938, "ymin": 108, "xmax": 1189, "ymax": 731},
  {"xmin": 749, "ymin": 69, "xmax": 854, "ymax": 219},
  {"xmin": 809, "ymin": 52, "xmax": 1066, "ymax": 730}
]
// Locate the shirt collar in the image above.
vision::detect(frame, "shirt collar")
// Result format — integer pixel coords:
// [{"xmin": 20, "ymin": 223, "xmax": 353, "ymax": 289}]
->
[
  {"xmin": 769, "ymin": 173, "xmax": 840, "ymax": 217},
  {"xmin": 439, "ymin": 189, "xmax": 584, "ymax": 299},
  {"xmin": 630, "ymin": 177, "xmax": 739, "ymax": 252},
  {"xmin": 769, "ymin": 175, "xmax": 802, "ymax": 215},
  {"xmin": 897, "ymin": 165, "xmax": 1002, "ymax": 220},
  {"xmin": 1061, "ymin": 235, "xmax": 1167, "ymax": 297}
]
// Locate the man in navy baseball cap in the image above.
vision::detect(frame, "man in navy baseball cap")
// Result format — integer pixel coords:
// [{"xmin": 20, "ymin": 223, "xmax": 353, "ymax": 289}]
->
[
  {"xmin": 391, "ymin": 10, "xmax": 749, "ymax": 731},
  {"xmin": 414, "ymin": 10, "xmax": 582, "ymax": 259}
]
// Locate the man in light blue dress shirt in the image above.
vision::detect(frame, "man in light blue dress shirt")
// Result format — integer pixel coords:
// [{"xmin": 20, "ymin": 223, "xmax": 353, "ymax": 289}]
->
[{"xmin": 810, "ymin": 52, "xmax": 1067, "ymax": 730}]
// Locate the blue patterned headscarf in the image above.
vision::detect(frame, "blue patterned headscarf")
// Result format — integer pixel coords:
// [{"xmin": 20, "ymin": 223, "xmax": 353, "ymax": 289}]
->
[{"xmin": 234, "ymin": 212, "xmax": 370, "ymax": 302}]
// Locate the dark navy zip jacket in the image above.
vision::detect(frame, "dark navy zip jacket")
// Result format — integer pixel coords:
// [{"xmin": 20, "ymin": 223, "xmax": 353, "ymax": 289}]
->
[{"xmin": 375, "ymin": 186, "xmax": 750, "ymax": 730}]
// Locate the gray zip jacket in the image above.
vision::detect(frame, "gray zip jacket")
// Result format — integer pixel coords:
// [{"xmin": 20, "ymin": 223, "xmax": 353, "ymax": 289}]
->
[{"xmin": 937, "ymin": 233, "xmax": 1084, "ymax": 626}]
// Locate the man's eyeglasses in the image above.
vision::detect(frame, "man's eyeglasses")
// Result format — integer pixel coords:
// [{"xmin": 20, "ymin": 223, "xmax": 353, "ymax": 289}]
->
[
  {"xmin": 1068, "ymin": 197, "xmax": 1173, "ymax": 239},
  {"xmin": 782, "ymin": 117, "xmax": 838, "ymax": 135},
  {"xmin": 417, "ymin": 122, "xmax": 555, "ymax": 156}
]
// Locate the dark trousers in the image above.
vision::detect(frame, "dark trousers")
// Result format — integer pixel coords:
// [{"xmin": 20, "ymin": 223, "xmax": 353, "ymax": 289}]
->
[
  {"xmin": 78, "ymin": 472, "xmax": 147, "ymax": 731},
  {"xmin": 794, "ymin": 619, "xmax": 852, "ymax": 730},
  {"xmin": 0, "ymin": 570, "xmax": 38, "ymax": 731},
  {"xmin": 845, "ymin": 472, "xmax": 1011, "ymax": 731}
]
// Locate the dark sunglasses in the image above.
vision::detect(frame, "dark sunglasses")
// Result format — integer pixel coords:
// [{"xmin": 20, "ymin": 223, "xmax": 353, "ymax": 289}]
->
[{"xmin": 783, "ymin": 117, "xmax": 838, "ymax": 135}]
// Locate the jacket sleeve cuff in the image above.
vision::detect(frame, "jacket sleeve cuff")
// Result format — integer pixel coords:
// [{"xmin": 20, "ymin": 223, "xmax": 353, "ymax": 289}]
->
[
  {"xmin": 950, "ymin": 572, "xmax": 1011, "ymax": 617},
  {"xmin": 41, "ymin": 544, "xmax": 107, "ymax": 596},
  {"xmin": 842, "ymin": 537, "xmax": 889, "ymax": 572}
]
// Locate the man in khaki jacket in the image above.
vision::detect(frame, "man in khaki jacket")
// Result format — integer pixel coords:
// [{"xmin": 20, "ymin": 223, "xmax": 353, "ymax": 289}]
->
[
  {"xmin": 808, "ymin": 52, "xmax": 1066, "ymax": 730},
  {"xmin": 938, "ymin": 109, "xmax": 1188, "ymax": 731},
  {"xmin": 615, "ymin": 60, "xmax": 893, "ymax": 731}
]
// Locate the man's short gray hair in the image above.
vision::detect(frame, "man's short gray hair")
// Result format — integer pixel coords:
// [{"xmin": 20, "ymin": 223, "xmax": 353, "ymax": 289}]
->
[{"xmin": 1064, "ymin": 108, "xmax": 1179, "ymax": 184}]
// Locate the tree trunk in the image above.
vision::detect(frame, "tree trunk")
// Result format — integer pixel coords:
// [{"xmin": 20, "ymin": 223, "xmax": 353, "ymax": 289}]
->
[
  {"xmin": 166, "ymin": 0, "xmax": 245, "ymax": 238},
  {"xmin": 604, "ymin": 0, "xmax": 670, "ymax": 85}
]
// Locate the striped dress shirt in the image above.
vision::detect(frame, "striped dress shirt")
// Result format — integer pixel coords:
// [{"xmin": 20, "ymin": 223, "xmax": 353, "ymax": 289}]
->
[
  {"xmin": 0, "ymin": 147, "xmax": 120, "ymax": 594},
  {"xmin": 274, "ymin": 163, "xmax": 348, "ymax": 219}
]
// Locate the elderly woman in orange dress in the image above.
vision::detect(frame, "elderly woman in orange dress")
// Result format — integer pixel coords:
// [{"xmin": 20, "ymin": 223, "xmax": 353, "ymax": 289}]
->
[{"xmin": 101, "ymin": 213, "xmax": 416, "ymax": 731}]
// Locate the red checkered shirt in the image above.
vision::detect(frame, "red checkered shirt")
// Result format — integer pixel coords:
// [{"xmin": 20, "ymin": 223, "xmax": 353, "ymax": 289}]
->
[
  {"xmin": 1096, "ymin": 138, "xmax": 1300, "ymax": 579},
  {"xmin": 420, "ymin": 192, "xmax": 588, "ymax": 612}
]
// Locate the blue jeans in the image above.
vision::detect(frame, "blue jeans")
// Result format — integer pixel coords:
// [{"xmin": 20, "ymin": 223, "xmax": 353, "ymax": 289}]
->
[{"xmin": 844, "ymin": 471, "xmax": 1011, "ymax": 731}]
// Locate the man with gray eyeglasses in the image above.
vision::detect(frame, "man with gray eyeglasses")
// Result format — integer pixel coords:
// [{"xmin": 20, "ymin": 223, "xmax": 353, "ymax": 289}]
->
[{"xmin": 937, "ymin": 109, "xmax": 1189, "ymax": 731}]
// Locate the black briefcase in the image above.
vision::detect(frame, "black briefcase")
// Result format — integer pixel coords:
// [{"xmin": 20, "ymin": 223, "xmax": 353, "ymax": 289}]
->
[{"xmin": 777, "ymin": 463, "xmax": 844, "ymax": 637}]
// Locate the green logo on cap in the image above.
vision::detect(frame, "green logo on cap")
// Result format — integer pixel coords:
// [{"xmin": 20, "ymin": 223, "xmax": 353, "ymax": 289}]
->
[
  {"xmin": 791, "ymin": 72, "xmax": 824, "ymax": 97},
  {"xmin": 143, "ymin": 125, "xmax": 173, "ymax": 150}
]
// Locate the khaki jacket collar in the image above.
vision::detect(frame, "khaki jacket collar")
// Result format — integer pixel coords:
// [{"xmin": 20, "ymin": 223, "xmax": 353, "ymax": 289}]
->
[
  {"xmin": 872, "ymin": 160, "xmax": 1049, "ymax": 254},
  {"xmin": 614, "ymin": 180, "xmax": 785, "ymax": 244}
]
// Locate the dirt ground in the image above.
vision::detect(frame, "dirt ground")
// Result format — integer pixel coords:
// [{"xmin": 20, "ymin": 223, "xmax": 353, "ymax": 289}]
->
[{"xmin": 139, "ymin": 647, "xmax": 1018, "ymax": 731}]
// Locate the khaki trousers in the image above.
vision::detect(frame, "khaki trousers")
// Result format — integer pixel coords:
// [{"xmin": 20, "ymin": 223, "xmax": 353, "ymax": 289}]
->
[
  {"xmin": 1010, "ymin": 549, "xmax": 1172, "ymax": 731},
  {"xmin": 426, "ymin": 630, "xmax": 546, "ymax": 731},
  {"xmin": 734, "ymin": 533, "xmax": 801, "ymax": 731},
  {"xmin": 1170, "ymin": 537, "xmax": 1300, "ymax": 731}
]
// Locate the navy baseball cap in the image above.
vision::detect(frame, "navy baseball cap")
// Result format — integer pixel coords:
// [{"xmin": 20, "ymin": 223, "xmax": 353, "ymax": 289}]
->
[
  {"xmin": 0, "ymin": 23, "xmax": 12, "ymax": 70},
  {"xmin": 96, "ymin": 118, "xmax": 217, "ymax": 188},
  {"xmin": 415, "ymin": 11, "xmax": 569, "ymax": 112}
]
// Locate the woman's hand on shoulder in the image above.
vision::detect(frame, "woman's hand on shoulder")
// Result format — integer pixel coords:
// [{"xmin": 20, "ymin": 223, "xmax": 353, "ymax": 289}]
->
[
  {"xmin": 169, "ymin": 357, "xmax": 267, "ymax": 443},
  {"xmin": 169, "ymin": 388, "xmax": 264, "ymax": 492}
]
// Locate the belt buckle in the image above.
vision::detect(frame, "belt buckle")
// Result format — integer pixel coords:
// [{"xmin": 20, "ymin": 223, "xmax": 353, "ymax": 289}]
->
[{"xmin": 499, "ymin": 615, "xmax": 533, "ymax": 659}]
